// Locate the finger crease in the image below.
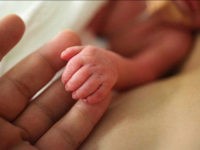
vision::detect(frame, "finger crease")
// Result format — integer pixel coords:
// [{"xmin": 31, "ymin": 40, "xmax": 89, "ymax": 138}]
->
[
  {"xmin": 3, "ymin": 76, "xmax": 31, "ymax": 100},
  {"xmin": 75, "ymin": 105, "xmax": 94, "ymax": 128},
  {"xmin": 33, "ymin": 100, "xmax": 56, "ymax": 124},
  {"xmin": 17, "ymin": 124, "xmax": 32, "ymax": 141},
  {"xmin": 36, "ymin": 51, "xmax": 57, "ymax": 73},
  {"xmin": 87, "ymin": 83, "xmax": 103, "ymax": 99},
  {"xmin": 56, "ymin": 127, "xmax": 77, "ymax": 149}
]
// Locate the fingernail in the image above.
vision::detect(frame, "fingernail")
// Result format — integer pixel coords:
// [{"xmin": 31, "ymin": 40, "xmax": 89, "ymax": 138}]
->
[
  {"xmin": 61, "ymin": 76, "xmax": 66, "ymax": 84},
  {"xmin": 61, "ymin": 49, "xmax": 69, "ymax": 58},
  {"xmin": 61, "ymin": 51, "xmax": 66, "ymax": 58},
  {"xmin": 65, "ymin": 84, "xmax": 70, "ymax": 91},
  {"xmin": 80, "ymin": 99, "xmax": 88, "ymax": 103},
  {"xmin": 72, "ymin": 92, "xmax": 77, "ymax": 99}
]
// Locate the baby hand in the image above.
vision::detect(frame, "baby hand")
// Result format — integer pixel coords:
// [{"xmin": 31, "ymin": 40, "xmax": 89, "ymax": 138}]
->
[{"xmin": 61, "ymin": 46, "xmax": 118, "ymax": 104}]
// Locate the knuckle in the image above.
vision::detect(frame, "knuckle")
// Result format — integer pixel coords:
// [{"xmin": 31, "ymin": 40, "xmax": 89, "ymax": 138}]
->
[
  {"xmin": 55, "ymin": 126, "xmax": 78, "ymax": 149},
  {"xmin": 84, "ymin": 64, "xmax": 94, "ymax": 74},
  {"xmin": 85, "ymin": 45, "xmax": 96, "ymax": 50},
  {"xmin": 90, "ymin": 91, "xmax": 103, "ymax": 102},
  {"xmin": 66, "ymin": 60, "xmax": 75, "ymax": 69},
  {"xmin": 75, "ymin": 89, "xmax": 86, "ymax": 99},
  {"xmin": 87, "ymin": 95, "xmax": 101, "ymax": 104},
  {"xmin": 69, "ymin": 57, "xmax": 82, "ymax": 66},
  {"xmin": 75, "ymin": 103, "xmax": 95, "ymax": 126},
  {"xmin": 93, "ymin": 74, "xmax": 103, "ymax": 84},
  {"xmin": 34, "ymin": 100, "xmax": 55, "ymax": 123},
  {"xmin": 84, "ymin": 45, "xmax": 98, "ymax": 55}
]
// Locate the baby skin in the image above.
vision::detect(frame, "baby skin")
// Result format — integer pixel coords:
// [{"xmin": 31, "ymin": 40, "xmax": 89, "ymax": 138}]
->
[
  {"xmin": 60, "ymin": 0, "xmax": 197, "ymax": 104},
  {"xmin": 61, "ymin": 29, "xmax": 191, "ymax": 104},
  {"xmin": 61, "ymin": 46, "xmax": 118, "ymax": 104}
]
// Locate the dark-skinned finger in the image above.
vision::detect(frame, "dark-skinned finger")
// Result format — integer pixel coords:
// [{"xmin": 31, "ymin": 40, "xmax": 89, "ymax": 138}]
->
[
  {"xmin": 0, "ymin": 117, "xmax": 23, "ymax": 150},
  {"xmin": 0, "ymin": 14, "xmax": 25, "ymax": 60},
  {"xmin": 14, "ymin": 79, "xmax": 75, "ymax": 143},
  {"xmin": 0, "ymin": 30, "xmax": 80, "ymax": 121},
  {"xmin": 35, "ymin": 95, "xmax": 111, "ymax": 150}
]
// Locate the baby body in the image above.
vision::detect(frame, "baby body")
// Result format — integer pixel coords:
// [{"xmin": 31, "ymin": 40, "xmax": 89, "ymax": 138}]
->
[{"xmin": 61, "ymin": 0, "xmax": 199, "ymax": 104}]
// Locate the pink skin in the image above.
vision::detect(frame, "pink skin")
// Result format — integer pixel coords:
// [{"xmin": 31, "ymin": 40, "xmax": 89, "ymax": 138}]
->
[
  {"xmin": 60, "ymin": 1, "xmax": 194, "ymax": 104},
  {"xmin": 61, "ymin": 45, "xmax": 118, "ymax": 104}
]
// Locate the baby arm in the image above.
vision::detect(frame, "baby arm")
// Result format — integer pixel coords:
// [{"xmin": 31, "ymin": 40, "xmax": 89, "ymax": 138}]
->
[
  {"xmin": 61, "ymin": 27, "xmax": 192, "ymax": 104},
  {"xmin": 114, "ymin": 27, "xmax": 192, "ymax": 89},
  {"xmin": 61, "ymin": 46, "xmax": 118, "ymax": 104}
]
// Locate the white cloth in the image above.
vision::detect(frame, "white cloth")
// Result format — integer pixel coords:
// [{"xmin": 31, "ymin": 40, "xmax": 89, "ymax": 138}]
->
[{"xmin": 0, "ymin": 1, "xmax": 107, "ymax": 74}]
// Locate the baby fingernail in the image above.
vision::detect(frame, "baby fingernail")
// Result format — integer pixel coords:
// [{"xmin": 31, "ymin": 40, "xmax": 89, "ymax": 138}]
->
[
  {"xmin": 65, "ymin": 83, "xmax": 73, "ymax": 91},
  {"xmin": 80, "ymin": 99, "xmax": 88, "ymax": 103},
  {"xmin": 72, "ymin": 92, "xmax": 77, "ymax": 99},
  {"xmin": 65, "ymin": 84, "xmax": 69, "ymax": 91},
  {"xmin": 61, "ymin": 50, "xmax": 67, "ymax": 58}
]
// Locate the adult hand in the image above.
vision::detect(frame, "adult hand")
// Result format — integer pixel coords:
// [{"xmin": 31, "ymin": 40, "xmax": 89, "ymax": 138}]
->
[{"xmin": 0, "ymin": 14, "xmax": 110, "ymax": 150}]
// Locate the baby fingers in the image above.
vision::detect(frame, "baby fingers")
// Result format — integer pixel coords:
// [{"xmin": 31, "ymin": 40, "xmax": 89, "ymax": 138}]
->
[
  {"xmin": 72, "ymin": 74, "xmax": 103, "ymax": 101},
  {"xmin": 83, "ymin": 84, "xmax": 110, "ymax": 104},
  {"xmin": 65, "ymin": 65, "xmax": 92, "ymax": 91},
  {"xmin": 60, "ymin": 46, "xmax": 83, "ymax": 61},
  {"xmin": 61, "ymin": 56, "xmax": 83, "ymax": 84}
]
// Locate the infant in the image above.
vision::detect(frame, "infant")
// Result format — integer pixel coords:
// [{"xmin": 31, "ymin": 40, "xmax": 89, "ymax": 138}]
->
[{"xmin": 61, "ymin": 0, "xmax": 199, "ymax": 104}]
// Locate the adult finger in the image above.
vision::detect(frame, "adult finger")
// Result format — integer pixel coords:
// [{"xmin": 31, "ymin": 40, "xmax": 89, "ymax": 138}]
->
[
  {"xmin": 14, "ymin": 79, "xmax": 75, "ymax": 143},
  {"xmin": 0, "ymin": 14, "xmax": 25, "ymax": 60},
  {"xmin": 0, "ymin": 30, "xmax": 81, "ymax": 121},
  {"xmin": 35, "ymin": 94, "xmax": 111, "ymax": 150}
]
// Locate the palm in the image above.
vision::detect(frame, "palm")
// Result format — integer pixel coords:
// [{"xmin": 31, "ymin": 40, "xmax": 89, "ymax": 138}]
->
[{"xmin": 0, "ymin": 15, "xmax": 110, "ymax": 150}]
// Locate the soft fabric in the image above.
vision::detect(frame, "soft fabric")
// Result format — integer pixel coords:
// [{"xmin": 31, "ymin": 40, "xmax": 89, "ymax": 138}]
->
[
  {"xmin": 0, "ymin": 1, "xmax": 106, "ymax": 74},
  {"xmin": 80, "ymin": 35, "xmax": 200, "ymax": 150}
]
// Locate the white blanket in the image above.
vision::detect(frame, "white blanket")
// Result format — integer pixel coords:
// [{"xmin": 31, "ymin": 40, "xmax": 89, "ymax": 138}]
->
[{"xmin": 0, "ymin": 1, "xmax": 107, "ymax": 74}]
